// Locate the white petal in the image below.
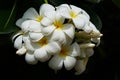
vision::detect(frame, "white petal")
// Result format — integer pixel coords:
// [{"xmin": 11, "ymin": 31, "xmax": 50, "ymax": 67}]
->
[
  {"xmin": 57, "ymin": 6, "xmax": 71, "ymax": 19},
  {"xmin": 23, "ymin": 36, "xmax": 34, "ymax": 51},
  {"xmin": 55, "ymin": 12, "xmax": 65, "ymax": 24},
  {"xmin": 81, "ymin": 9, "xmax": 90, "ymax": 19},
  {"xmin": 89, "ymin": 22, "xmax": 100, "ymax": 33},
  {"xmin": 57, "ymin": 4, "xmax": 70, "ymax": 9},
  {"xmin": 63, "ymin": 24, "xmax": 75, "ymax": 39},
  {"xmin": 39, "ymin": 4, "xmax": 55, "ymax": 15},
  {"xmin": 14, "ymin": 35, "xmax": 22, "ymax": 49},
  {"xmin": 70, "ymin": 42, "xmax": 80, "ymax": 57},
  {"xmin": 64, "ymin": 56, "xmax": 76, "ymax": 70},
  {"xmin": 75, "ymin": 58, "xmax": 88, "ymax": 75},
  {"xmin": 34, "ymin": 48, "xmax": 50, "ymax": 62},
  {"xmin": 16, "ymin": 18, "xmax": 25, "ymax": 27},
  {"xmin": 41, "ymin": 25, "xmax": 55, "ymax": 36},
  {"xmin": 82, "ymin": 24, "xmax": 92, "ymax": 33},
  {"xmin": 29, "ymin": 20, "xmax": 42, "ymax": 32},
  {"xmin": 49, "ymin": 55, "xmax": 63, "ymax": 70},
  {"xmin": 25, "ymin": 52, "xmax": 38, "ymax": 64},
  {"xmin": 73, "ymin": 16, "xmax": 85, "ymax": 29},
  {"xmin": 44, "ymin": 10, "xmax": 56, "ymax": 21},
  {"xmin": 21, "ymin": 20, "xmax": 30, "ymax": 32},
  {"xmin": 12, "ymin": 31, "xmax": 21, "ymax": 41},
  {"xmin": 46, "ymin": 42, "xmax": 61, "ymax": 55},
  {"xmin": 23, "ymin": 8, "xmax": 39, "ymax": 20},
  {"xmin": 51, "ymin": 30, "xmax": 66, "ymax": 44},
  {"xmin": 41, "ymin": 17, "xmax": 53, "ymax": 26},
  {"xmin": 70, "ymin": 5, "xmax": 82, "ymax": 14},
  {"xmin": 29, "ymin": 32, "xmax": 44, "ymax": 42},
  {"xmin": 16, "ymin": 46, "xmax": 26, "ymax": 55}
]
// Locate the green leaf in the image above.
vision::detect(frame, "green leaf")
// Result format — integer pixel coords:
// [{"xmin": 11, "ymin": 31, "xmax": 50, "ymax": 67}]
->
[
  {"xmin": 112, "ymin": 0, "xmax": 120, "ymax": 8},
  {"xmin": 0, "ymin": 0, "xmax": 19, "ymax": 34},
  {"xmin": 49, "ymin": 0, "xmax": 67, "ymax": 6}
]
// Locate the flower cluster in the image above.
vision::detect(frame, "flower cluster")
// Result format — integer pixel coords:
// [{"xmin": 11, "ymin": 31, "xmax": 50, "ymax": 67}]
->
[{"xmin": 12, "ymin": 3, "xmax": 102, "ymax": 75}]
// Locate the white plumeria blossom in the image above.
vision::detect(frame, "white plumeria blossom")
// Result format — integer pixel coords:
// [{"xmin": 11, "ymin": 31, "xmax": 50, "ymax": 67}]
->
[
  {"xmin": 57, "ymin": 4, "xmax": 90, "ymax": 29},
  {"xmin": 12, "ymin": 3, "xmax": 103, "ymax": 75},
  {"xmin": 42, "ymin": 9, "xmax": 75, "ymax": 44},
  {"xmin": 27, "ymin": 35, "xmax": 61, "ymax": 62},
  {"xmin": 49, "ymin": 42, "xmax": 80, "ymax": 70}
]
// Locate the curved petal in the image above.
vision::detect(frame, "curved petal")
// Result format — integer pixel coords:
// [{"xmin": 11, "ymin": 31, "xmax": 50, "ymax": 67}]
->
[
  {"xmin": 70, "ymin": 5, "xmax": 82, "ymax": 15},
  {"xmin": 23, "ymin": 8, "xmax": 39, "ymax": 20},
  {"xmin": 29, "ymin": 32, "xmax": 44, "ymax": 42},
  {"xmin": 14, "ymin": 35, "xmax": 22, "ymax": 49},
  {"xmin": 49, "ymin": 55, "xmax": 63, "ymax": 70},
  {"xmin": 63, "ymin": 24, "xmax": 75, "ymax": 39},
  {"xmin": 34, "ymin": 48, "xmax": 50, "ymax": 62},
  {"xmin": 41, "ymin": 25, "xmax": 55, "ymax": 36},
  {"xmin": 89, "ymin": 22, "xmax": 100, "ymax": 33},
  {"xmin": 40, "ymin": 4, "xmax": 55, "ymax": 16},
  {"xmin": 16, "ymin": 18, "xmax": 25, "ymax": 27},
  {"xmin": 51, "ymin": 30, "xmax": 66, "ymax": 44},
  {"xmin": 57, "ymin": 6, "xmax": 71, "ymax": 19},
  {"xmin": 21, "ymin": 20, "xmax": 30, "ymax": 32},
  {"xmin": 70, "ymin": 42, "xmax": 80, "ymax": 57},
  {"xmin": 23, "ymin": 36, "xmax": 34, "ymax": 51},
  {"xmin": 55, "ymin": 12, "xmax": 65, "ymax": 24},
  {"xmin": 82, "ymin": 24, "xmax": 92, "ymax": 33},
  {"xmin": 75, "ymin": 58, "xmax": 88, "ymax": 75},
  {"xmin": 25, "ymin": 52, "xmax": 38, "ymax": 64},
  {"xmin": 46, "ymin": 42, "xmax": 61, "ymax": 55},
  {"xmin": 29, "ymin": 20, "xmax": 42, "ymax": 32},
  {"xmin": 16, "ymin": 46, "xmax": 26, "ymax": 55},
  {"xmin": 64, "ymin": 56, "xmax": 76, "ymax": 70},
  {"xmin": 73, "ymin": 16, "xmax": 85, "ymax": 29},
  {"xmin": 44, "ymin": 10, "xmax": 56, "ymax": 21},
  {"xmin": 41, "ymin": 17, "xmax": 53, "ymax": 26},
  {"xmin": 12, "ymin": 31, "xmax": 22, "ymax": 41}
]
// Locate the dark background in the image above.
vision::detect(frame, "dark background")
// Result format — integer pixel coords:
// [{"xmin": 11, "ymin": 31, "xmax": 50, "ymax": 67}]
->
[{"xmin": 0, "ymin": 0, "xmax": 120, "ymax": 80}]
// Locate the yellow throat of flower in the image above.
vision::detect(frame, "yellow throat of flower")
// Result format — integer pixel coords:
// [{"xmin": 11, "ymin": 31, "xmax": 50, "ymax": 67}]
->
[
  {"xmin": 54, "ymin": 21, "xmax": 63, "ymax": 30},
  {"xmin": 38, "ymin": 37, "xmax": 48, "ymax": 46},
  {"xmin": 36, "ymin": 16, "xmax": 43, "ymax": 22},
  {"xmin": 70, "ymin": 10, "xmax": 77, "ymax": 18}
]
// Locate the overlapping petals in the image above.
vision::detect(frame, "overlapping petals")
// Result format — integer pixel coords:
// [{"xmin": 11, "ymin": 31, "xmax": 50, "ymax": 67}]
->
[{"xmin": 12, "ymin": 3, "xmax": 102, "ymax": 75}]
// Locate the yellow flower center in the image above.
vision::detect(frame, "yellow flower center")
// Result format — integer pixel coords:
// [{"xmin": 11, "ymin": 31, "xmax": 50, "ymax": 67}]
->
[
  {"xmin": 54, "ymin": 21, "xmax": 63, "ymax": 30},
  {"xmin": 70, "ymin": 11, "xmax": 77, "ymax": 18},
  {"xmin": 38, "ymin": 37, "xmax": 48, "ymax": 46},
  {"xmin": 59, "ymin": 46, "xmax": 69, "ymax": 57},
  {"xmin": 36, "ymin": 16, "xmax": 43, "ymax": 22}
]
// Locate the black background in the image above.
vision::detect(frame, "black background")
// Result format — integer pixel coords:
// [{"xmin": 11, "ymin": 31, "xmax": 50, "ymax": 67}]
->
[{"xmin": 0, "ymin": 0, "xmax": 120, "ymax": 80}]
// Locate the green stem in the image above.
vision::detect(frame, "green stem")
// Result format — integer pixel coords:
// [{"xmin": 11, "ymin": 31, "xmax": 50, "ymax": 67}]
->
[
  {"xmin": 3, "ymin": 0, "xmax": 16, "ymax": 29},
  {"xmin": 44, "ymin": 0, "xmax": 48, "ymax": 3}
]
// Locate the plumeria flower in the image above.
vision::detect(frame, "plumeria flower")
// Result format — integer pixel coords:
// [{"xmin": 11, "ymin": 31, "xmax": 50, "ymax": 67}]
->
[
  {"xmin": 25, "ymin": 35, "xmax": 61, "ymax": 62},
  {"xmin": 49, "ymin": 42, "xmax": 80, "ymax": 71},
  {"xmin": 16, "ymin": 4, "xmax": 55, "ymax": 25},
  {"xmin": 42, "ymin": 10, "xmax": 75, "ymax": 44},
  {"xmin": 56, "ymin": 4, "xmax": 90, "ymax": 29}
]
